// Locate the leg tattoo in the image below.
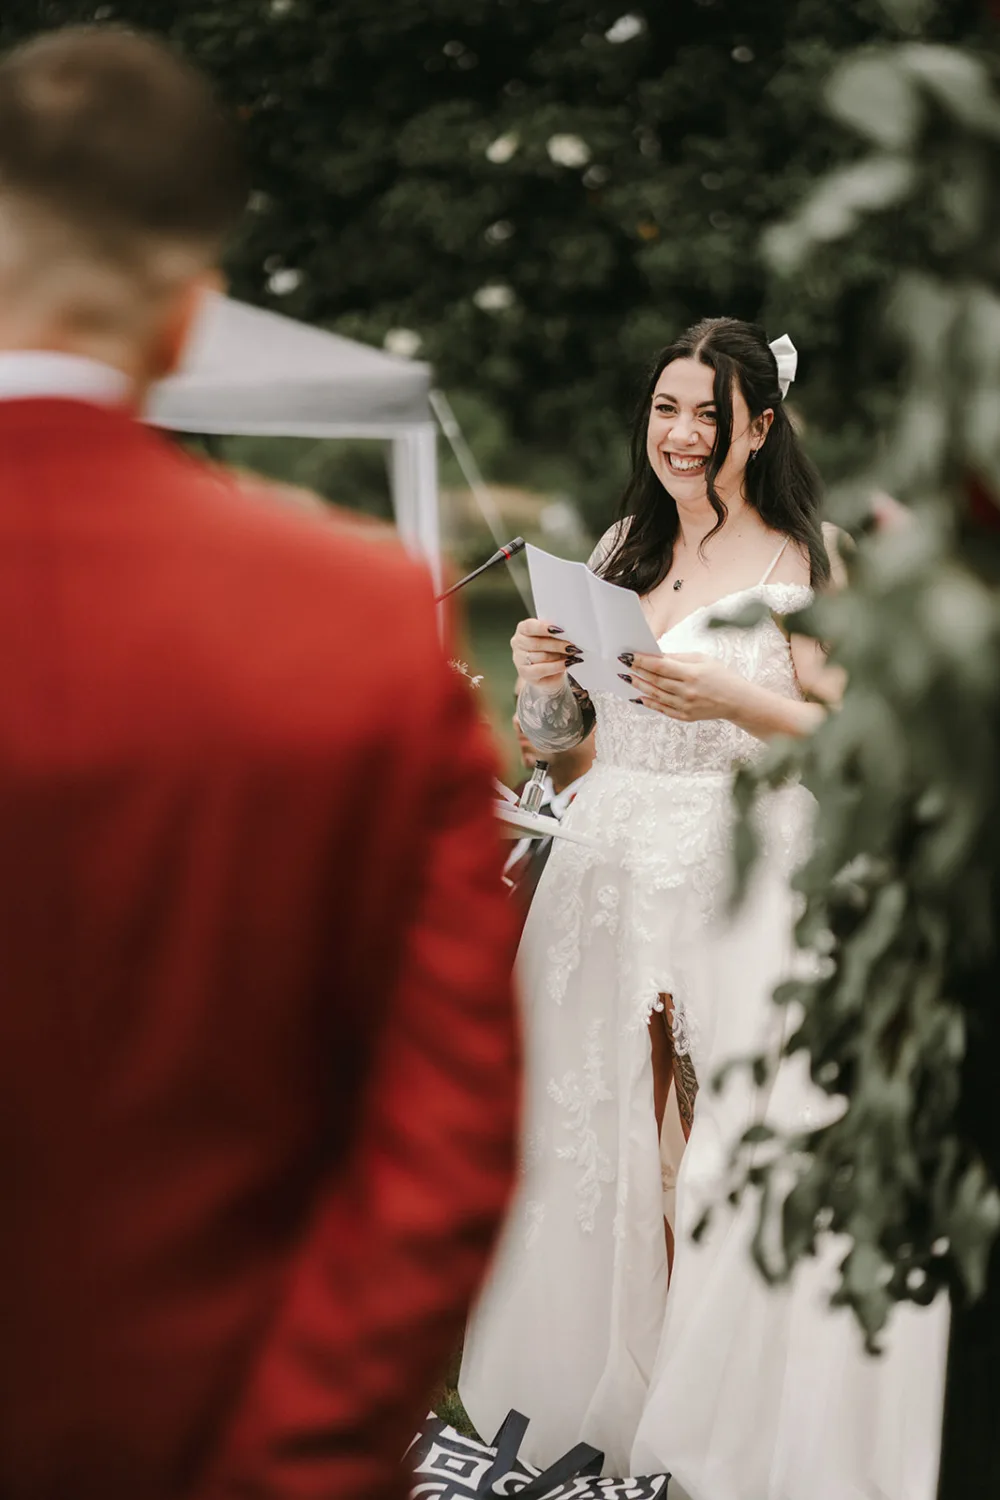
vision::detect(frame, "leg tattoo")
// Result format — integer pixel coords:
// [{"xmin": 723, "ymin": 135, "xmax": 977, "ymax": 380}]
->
[{"xmin": 660, "ymin": 994, "xmax": 699, "ymax": 1139}]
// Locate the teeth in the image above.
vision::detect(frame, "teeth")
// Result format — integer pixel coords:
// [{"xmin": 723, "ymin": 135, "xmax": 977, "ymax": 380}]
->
[{"xmin": 668, "ymin": 454, "xmax": 706, "ymax": 472}]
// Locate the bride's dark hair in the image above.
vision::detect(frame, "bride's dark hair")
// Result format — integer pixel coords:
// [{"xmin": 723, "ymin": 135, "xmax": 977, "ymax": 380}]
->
[{"xmin": 599, "ymin": 317, "xmax": 830, "ymax": 594}]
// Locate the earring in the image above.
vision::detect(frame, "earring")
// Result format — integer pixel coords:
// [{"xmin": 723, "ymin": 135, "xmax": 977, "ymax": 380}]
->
[{"xmin": 749, "ymin": 447, "xmax": 759, "ymax": 461}]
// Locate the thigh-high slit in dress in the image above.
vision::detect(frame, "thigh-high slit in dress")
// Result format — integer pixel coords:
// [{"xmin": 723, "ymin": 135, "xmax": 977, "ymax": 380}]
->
[{"xmin": 460, "ymin": 569, "xmax": 949, "ymax": 1500}]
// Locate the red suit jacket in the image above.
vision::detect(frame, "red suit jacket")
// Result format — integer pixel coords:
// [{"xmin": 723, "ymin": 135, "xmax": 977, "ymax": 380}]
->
[{"xmin": 0, "ymin": 398, "xmax": 520, "ymax": 1500}]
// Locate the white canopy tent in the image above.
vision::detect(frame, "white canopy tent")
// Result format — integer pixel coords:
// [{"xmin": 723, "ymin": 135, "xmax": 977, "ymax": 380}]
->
[{"xmin": 146, "ymin": 292, "xmax": 440, "ymax": 584}]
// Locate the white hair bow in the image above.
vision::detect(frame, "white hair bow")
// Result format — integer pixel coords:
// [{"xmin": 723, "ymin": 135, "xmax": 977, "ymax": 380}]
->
[{"xmin": 768, "ymin": 333, "xmax": 798, "ymax": 399}]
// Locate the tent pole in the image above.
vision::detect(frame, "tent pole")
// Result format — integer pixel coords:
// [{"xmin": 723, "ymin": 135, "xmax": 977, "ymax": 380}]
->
[
  {"xmin": 391, "ymin": 427, "xmax": 442, "ymax": 594},
  {"xmin": 429, "ymin": 389, "xmax": 532, "ymax": 610}
]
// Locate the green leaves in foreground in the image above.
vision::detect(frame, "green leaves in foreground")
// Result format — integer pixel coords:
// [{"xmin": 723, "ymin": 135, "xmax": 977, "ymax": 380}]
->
[
  {"xmin": 728, "ymin": 523, "xmax": 1000, "ymax": 1345},
  {"xmin": 722, "ymin": 20, "xmax": 1000, "ymax": 1347}
]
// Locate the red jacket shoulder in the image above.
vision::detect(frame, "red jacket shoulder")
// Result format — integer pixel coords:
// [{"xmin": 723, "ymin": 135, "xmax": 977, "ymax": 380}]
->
[{"xmin": 164, "ymin": 452, "xmax": 439, "ymax": 657}]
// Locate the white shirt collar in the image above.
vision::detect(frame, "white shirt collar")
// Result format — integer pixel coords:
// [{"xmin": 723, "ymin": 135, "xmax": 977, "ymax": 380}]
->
[{"xmin": 0, "ymin": 352, "xmax": 131, "ymax": 407}]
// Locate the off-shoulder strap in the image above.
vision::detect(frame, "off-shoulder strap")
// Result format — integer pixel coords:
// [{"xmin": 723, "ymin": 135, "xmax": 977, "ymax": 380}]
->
[{"xmin": 759, "ymin": 536, "xmax": 790, "ymax": 584}]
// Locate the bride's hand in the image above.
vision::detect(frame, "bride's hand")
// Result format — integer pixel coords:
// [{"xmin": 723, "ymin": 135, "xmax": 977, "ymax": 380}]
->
[
  {"xmin": 511, "ymin": 619, "xmax": 582, "ymax": 694},
  {"xmin": 620, "ymin": 651, "xmax": 745, "ymax": 722}
]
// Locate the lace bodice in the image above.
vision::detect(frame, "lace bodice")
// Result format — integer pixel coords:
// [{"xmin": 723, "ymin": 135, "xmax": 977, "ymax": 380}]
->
[{"xmin": 594, "ymin": 581, "xmax": 813, "ymax": 776}]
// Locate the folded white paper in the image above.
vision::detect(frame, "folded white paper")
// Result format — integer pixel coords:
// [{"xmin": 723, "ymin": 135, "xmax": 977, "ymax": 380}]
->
[{"xmin": 525, "ymin": 544, "xmax": 662, "ymax": 701}]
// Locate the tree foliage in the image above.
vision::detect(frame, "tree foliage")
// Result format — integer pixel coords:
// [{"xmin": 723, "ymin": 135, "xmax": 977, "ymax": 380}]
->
[
  {"xmin": 726, "ymin": 15, "xmax": 1000, "ymax": 1346},
  {"xmin": 2, "ymin": 0, "xmax": 990, "ymax": 520}
]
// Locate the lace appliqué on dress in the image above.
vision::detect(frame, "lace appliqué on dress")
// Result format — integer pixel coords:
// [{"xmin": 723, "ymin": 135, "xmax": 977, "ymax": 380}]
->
[
  {"xmin": 524, "ymin": 1200, "xmax": 545, "ymax": 1249},
  {"xmin": 522, "ymin": 1129, "xmax": 545, "ymax": 1173},
  {"xmin": 592, "ymin": 885, "xmax": 620, "ymax": 934},
  {"xmin": 669, "ymin": 993, "xmax": 696, "ymax": 1058},
  {"xmin": 593, "ymin": 583, "xmax": 813, "ymax": 780},
  {"xmin": 547, "ymin": 1019, "xmax": 615, "ymax": 1232},
  {"xmin": 543, "ymin": 842, "xmax": 604, "ymax": 1008}
]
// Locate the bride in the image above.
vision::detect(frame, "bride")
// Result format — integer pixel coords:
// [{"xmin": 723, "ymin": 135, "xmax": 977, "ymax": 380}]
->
[{"xmin": 460, "ymin": 318, "xmax": 949, "ymax": 1500}]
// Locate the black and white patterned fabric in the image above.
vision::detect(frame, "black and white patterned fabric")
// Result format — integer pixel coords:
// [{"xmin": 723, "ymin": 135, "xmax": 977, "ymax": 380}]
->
[{"xmin": 406, "ymin": 1411, "xmax": 669, "ymax": 1499}]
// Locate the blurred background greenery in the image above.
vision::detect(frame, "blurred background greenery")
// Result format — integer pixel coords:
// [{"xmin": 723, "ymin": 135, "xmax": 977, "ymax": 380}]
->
[{"xmin": 2, "ymin": 0, "xmax": 991, "ymax": 773}]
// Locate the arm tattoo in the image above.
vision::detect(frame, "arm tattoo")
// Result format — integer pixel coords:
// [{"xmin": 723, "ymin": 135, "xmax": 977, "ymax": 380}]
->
[{"xmin": 517, "ymin": 678, "xmax": 596, "ymax": 753}]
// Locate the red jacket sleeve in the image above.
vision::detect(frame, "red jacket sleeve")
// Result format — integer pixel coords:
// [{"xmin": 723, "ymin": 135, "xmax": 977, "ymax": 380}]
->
[{"xmin": 198, "ymin": 656, "xmax": 521, "ymax": 1500}]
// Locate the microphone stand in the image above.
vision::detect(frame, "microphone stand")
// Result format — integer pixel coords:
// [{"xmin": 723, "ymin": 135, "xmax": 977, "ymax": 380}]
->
[{"xmin": 435, "ymin": 536, "xmax": 550, "ymax": 818}]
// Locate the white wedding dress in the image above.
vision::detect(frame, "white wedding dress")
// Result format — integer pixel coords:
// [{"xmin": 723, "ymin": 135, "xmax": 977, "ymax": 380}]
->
[{"xmin": 460, "ymin": 548, "xmax": 949, "ymax": 1500}]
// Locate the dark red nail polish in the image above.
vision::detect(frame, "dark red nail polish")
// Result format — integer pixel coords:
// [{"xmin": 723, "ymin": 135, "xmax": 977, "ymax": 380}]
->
[
  {"xmin": 619, "ymin": 652, "xmax": 634, "ymax": 667},
  {"xmin": 566, "ymin": 655, "xmax": 583, "ymax": 667},
  {"xmin": 618, "ymin": 672, "xmax": 632, "ymax": 684},
  {"xmin": 630, "ymin": 696, "xmax": 644, "ymax": 705},
  {"xmin": 548, "ymin": 626, "xmax": 565, "ymax": 635}
]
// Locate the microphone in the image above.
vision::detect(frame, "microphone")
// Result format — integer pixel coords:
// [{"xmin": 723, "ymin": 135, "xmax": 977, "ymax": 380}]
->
[{"xmin": 435, "ymin": 536, "xmax": 526, "ymax": 603}]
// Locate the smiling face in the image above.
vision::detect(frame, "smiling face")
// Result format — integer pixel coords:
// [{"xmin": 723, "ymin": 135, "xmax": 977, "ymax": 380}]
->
[{"xmin": 646, "ymin": 356, "xmax": 771, "ymax": 505}]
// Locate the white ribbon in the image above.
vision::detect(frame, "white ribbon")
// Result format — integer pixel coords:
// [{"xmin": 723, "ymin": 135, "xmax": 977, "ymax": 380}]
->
[{"xmin": 768, "ymin": 333, "xmax": 798, "ymax": 399}]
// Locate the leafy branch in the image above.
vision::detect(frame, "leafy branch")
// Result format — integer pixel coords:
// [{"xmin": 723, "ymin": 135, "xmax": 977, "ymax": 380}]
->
[{"xmin": 726, "ymin": 26, "xmax": 1000, "ymax": 1343}]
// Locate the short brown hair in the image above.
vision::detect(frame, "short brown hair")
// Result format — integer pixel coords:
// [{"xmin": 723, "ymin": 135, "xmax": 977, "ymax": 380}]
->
[{"xmin": 0, "ymin": 26, "xmax": 246, "ymax": 257}]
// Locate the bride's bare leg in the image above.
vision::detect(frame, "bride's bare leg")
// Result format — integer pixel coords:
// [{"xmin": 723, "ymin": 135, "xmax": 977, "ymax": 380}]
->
[
  {"xmin": 649, "ymin": 1002, "xmax": 673, "ymax": 1138},
  {"xmin": 654, "ymin": 995, "xmax": 702, "ymax": 1278},
  {"xmin": 649, "ymin": 999, "xmax": 677, "ymax": 1274}
]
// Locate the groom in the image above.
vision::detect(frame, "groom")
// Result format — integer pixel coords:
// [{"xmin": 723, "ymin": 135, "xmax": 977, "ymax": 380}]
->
[{"xmin": 0, "ymin": 26, "xmax": 519, "ymax": 1500}]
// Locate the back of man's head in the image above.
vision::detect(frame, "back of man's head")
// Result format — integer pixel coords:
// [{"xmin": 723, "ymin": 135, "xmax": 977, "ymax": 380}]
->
[{"xmin": 0, "ymin": 26, "xmax": 246, "ymax": 357}]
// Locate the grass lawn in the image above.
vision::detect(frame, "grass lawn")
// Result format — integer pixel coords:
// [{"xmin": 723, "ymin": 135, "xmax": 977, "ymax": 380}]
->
[
  {"xmin": 433, "ymin": 1349, "xmax": 478, "ymax": 1439},
  {"xmin": 463, "ymin": 586, "xmax": 529, "ymax": 786}
]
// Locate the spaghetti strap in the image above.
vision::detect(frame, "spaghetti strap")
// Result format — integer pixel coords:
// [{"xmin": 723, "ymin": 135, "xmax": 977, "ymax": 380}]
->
[{"xmin": 759, "ymin": 537, "xmax": 790, "ymax": 585}]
